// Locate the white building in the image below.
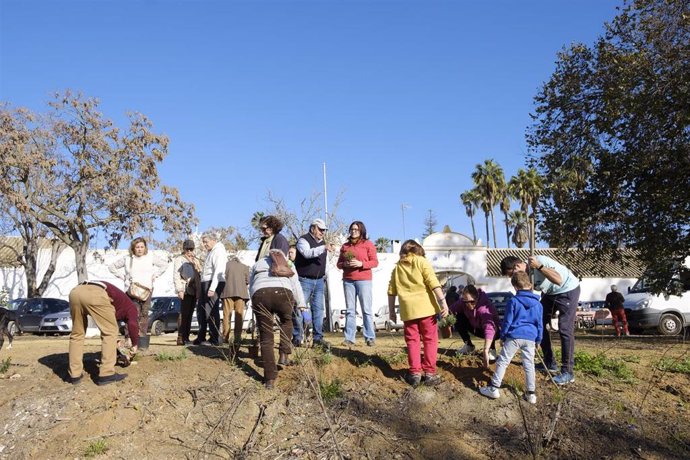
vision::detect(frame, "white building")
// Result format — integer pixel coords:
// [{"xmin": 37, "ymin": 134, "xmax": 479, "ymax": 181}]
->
[{"xmin": 0, "ymin": 228, "xmax": 644, "ymax": 307}]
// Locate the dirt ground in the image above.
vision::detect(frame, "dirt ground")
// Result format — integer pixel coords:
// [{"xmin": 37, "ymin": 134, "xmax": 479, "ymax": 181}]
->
[{"xmin": 1, "ymin": 326, "xmax": 689, "ymax": 460}]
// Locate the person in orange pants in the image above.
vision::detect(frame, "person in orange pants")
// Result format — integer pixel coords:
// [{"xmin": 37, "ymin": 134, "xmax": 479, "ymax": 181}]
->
[{"xmin": 605, "ymin": 285, "xmax": 629, "ymax": 336}]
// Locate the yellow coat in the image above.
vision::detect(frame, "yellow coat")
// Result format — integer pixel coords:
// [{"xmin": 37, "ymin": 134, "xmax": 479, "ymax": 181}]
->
[{"xmin": 387, "ymin": 254, "xmax": 441, "ymax": 321}]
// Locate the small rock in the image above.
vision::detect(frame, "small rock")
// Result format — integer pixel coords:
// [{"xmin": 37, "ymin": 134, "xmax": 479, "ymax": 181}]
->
[{"xmin": 9, "ymin": 374, "xmax": 20, "ymax": 380}]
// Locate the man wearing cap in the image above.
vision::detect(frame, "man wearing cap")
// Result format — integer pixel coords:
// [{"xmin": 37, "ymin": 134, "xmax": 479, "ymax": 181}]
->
[
  {"xmin": 293, "ymin": 218, "xmax": 336, "ymax": 348},
  {"xmin": 68, "ymin": 280, "xmax": 139, "ymax": 385},
  {"xmin": 173, "ymin": 239, "xmax": 201, "ymax": 345}
]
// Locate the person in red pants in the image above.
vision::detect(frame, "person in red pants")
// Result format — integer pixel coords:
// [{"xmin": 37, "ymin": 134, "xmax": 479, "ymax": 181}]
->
[{"xmin": 605, "ymin": 285, "xmax": 629, "ymax": 336}]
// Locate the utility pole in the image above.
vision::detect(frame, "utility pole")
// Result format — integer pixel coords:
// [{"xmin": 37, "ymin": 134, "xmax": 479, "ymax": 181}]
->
[{"xmin": 401, "ymin": 203, "xmax": 410, "ymax": 240}]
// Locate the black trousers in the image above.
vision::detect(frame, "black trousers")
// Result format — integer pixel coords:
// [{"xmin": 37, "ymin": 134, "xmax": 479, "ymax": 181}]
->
[
  {"xmin": 197, "ymin": 281, "xmax": 224, "ymax": 344},
  {"xmin": 252, "ymin": 287, "xmax": 294, "ymax": 381},
  {"xmin": 540, "ymin": 286, "xmax": 580, "ymax": 374},
  {"xmin": 178, "ymin": 293, "xmax": 196, "ymax": 341},
  {"xmin": 456, "ymin": 312, "xmax": 496, "ymax": 349}
]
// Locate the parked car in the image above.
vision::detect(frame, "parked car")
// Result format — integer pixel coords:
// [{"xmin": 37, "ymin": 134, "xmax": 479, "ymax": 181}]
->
[
  {"xmin": 11, "ymin": 298, "xmax": 70, "ymax": 334},
  {"xmin": 39, "ymin": 310, "xmax": 73, "ymax": 334},
  {"xmin": 486, "ymin": 291, "xmax": 514, "ymax": 319},
  {"xmin": 374, "ymin": 304, "xmax": 403, "ymax": 331},
  {"xmin": 143, "ymin": 296, "xmax": 254, "ymax": 336},
  {"xmin": 148, "ymin": 297, "xmax": 184, "ymax": 336},
  {"xmin": 327, "ymin": 309, "xmax": 363, "ymax": 333},
  {"xmin": 625, "ymin": 265, "xmax": 690, "ymax": 335},
  {"xmin": 322, "ymin": 307, "xmax": 342, "ymax": 333}
]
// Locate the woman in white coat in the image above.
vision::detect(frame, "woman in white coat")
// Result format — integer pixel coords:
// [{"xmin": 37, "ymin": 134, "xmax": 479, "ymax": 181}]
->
[{"xmin": 108, "ymin": 237, "xmax": 168, "ymax": 349}]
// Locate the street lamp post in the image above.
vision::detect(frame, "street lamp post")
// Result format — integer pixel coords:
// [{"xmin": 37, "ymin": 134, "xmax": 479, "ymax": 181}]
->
[{"xmin": 401, "ymin": 203, "xmax": 410, "ymax": 240}]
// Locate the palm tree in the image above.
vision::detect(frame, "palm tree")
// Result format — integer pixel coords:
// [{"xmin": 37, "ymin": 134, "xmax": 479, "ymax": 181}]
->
[
  {"xmin": 471, "ymin": 159, "xmax": 505, "ymax": 248},
  {"xmin": 460, "ymin": 189, "xmax": 480, "ymax": 244},
  {"xmin": 506, "ymin": 210, "xmax": 529, "ymax": 248},
  {"xmin": 508, "ymin": 168, "xmax": 544, "ymax": 249},
  {"xmin": 250, "ymin": 211, "xmax": 265, "ymax": 231},
  {"xmin": 375, "ymin": 237, "xmax": 391, "ymax": 253},
  {"xmin": 499, "ymin": 183, "xmax": 511, "ymax": 248}
]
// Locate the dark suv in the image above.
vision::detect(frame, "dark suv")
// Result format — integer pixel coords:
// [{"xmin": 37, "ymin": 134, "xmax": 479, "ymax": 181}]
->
[
  {"xmin": 147, "ymin": 296, "xmax": 184, "ymax": 335},
  {"xmin": 11, "ymin": 297, "xmax": 70, "ymax": 334}
]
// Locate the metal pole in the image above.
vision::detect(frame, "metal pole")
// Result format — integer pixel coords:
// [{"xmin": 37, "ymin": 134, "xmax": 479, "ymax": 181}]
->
[
  {"xmin": 323, "ymin": 162, "xmax": 329, "ymax": 226},
  {"xmin": 323, "ymin": 162, "xmax": 332, "ymax": 333},
  {"xmin": 401, "ymin": 203, "xmax": 407, "ymax": 240}
]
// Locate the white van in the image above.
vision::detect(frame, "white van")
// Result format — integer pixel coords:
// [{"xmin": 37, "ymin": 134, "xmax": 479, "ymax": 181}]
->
[{"xmin": 624, "ymin": 264, "xmax": 690, "ymax": 336}]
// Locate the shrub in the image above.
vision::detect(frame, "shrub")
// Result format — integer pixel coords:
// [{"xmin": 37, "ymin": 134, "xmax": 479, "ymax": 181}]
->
[
  {"xmin": 438, "ymin": 314, "xmax": 457, "ymax": 328},
  {"xmin": 574, "ymin": 351, "xmax": 634, "ymax": 382},
  {"xmin": 84, "ymin": 439, "xmax": 108, "ymax": 457},
  {"xmin": 0, "ymin": 357, "xmax": 11, "ymax": 374},
  {"xmin": 154, "ymin": 349, "xmax": 188, "ymax": 362},
  {"xmin": 381, "ymin": 351, "xmax": 407, "ymax": 366},
  {"xmin": 656, "ymin": 357, "xmax": 690, "ymax": 375},
  {"xmin": 319, "ymin": 379, "xmax": 343, "ymax": 403}
]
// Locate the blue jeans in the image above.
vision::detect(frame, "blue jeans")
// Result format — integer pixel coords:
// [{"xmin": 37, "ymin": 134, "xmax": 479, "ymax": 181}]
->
[
  {"xmin": 294, "ymin": 277, "xmax": 325, "ymax": 342},
  {"xmin": 343, "ymin": 280, "xmax": 375, "ymax": 342},
  {"xmin": 491, "ymin": 338, "xmax": 536, "ymax": 392}
]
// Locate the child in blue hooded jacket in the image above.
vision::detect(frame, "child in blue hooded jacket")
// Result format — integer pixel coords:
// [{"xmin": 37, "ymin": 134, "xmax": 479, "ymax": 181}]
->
[{"xmin": 480, "ymin": 271, "xmax": 543, "ymax": 404}]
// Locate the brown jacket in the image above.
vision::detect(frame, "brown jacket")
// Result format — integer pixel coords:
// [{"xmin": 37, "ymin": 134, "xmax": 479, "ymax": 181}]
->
[{"xmin": 221, "ymin": 258, "xmax": 250, "ymax": 300}]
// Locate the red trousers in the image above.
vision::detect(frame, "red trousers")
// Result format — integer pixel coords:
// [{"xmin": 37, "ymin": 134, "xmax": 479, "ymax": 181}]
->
[
  {"xmin": 403, "ymin": 314, "xmax": 438, "ymax": 375},
  {"xmin": 611, "ymin": 309, "xmax": 629, "ymax": 336}
]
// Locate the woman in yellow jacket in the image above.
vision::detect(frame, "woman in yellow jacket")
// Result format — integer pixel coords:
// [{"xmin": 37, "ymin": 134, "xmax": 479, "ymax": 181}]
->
[{"xmin": 388, "ymin": 240, "xmax": 449, "ymax": 387}]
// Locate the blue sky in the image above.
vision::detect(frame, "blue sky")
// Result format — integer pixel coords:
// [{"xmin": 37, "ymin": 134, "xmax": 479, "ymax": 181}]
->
[{"xmin": 0, "ymin": 0, "xmax": 620, "ymax": 248}]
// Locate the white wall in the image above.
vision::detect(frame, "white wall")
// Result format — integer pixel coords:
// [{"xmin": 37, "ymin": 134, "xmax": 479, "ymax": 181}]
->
[{"xmin": 0, "ymin": 246, "xmax": 639, "ymax": 306}]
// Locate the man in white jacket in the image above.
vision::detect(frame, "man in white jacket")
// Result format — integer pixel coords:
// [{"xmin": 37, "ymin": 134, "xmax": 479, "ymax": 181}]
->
[{"xmin": 194, "ymin": 231, "xmax": 227, "ymax": 346}]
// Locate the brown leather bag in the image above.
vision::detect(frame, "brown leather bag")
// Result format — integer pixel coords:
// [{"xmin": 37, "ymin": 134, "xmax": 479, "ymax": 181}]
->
[{"xmin": 269, "ymin": 250, "xmax": 294, "ymax": 277}]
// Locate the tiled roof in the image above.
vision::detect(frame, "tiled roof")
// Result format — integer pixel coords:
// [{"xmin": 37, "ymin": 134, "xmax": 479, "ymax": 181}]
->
[
  {"xmin": 486, "ymin": 248, "xmax": 645, "ymax": 278},
  {"xmin": 0, "ymin": 237, "xmax": 23, "ymax": 267},
  {"xmin": 0, "ymin": 237, "xmax": 56, "ymax": 268}
]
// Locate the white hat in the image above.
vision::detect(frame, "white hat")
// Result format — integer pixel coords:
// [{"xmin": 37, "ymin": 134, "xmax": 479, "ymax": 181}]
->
[{"xmin": 311, "ymin": 218, "xmax": 327, "ymax": 230}]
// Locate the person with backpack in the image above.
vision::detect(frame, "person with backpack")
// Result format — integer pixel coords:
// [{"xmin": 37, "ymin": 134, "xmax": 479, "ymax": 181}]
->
[{"xmin": 250, "ymin": 249, "xmax": 306, "ymax": 389}]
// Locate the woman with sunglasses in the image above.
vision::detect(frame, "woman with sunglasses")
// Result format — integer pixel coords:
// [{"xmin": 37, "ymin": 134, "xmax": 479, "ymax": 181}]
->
[{"xmin": 451, "ymin": 284, "xmax": 500, "ymax": 368}]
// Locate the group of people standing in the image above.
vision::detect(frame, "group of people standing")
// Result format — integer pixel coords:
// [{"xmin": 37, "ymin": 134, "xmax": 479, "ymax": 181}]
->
[
  {"xmin": 66, "ymin": 216, "xmax": 587, "ymax": 398},
  {"xmin": 166, "ymin": 216, "xmax": 382, "ymax": 388}
]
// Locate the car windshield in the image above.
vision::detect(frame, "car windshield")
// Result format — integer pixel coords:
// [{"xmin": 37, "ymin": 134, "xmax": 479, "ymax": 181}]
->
[
  {"xmin": 150, "ymin": 298, "xmax": 169, "ymax": 311},
  {"xmin": 629, "ymin": 278, "xmax": 650, "ymax": 293},
  {"xmin": 8, "ymin": 299, "xmax": 24, "ymax": 311}
]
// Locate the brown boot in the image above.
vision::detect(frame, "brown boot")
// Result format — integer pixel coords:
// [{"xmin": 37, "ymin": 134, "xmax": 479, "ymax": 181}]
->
[
  {"xmin": 278, "ymin": 352, "xmax": 289, "ymax": 366},
  {"xmin": 176, "ymin": 336, "xmax": 184, "ymax": 346}
]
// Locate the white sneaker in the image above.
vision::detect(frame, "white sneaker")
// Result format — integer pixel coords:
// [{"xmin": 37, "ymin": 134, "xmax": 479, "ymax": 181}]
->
[
  {"xmin": 488, "ymin": 349, "xmax": 498, "ymax": 362},
  {"xmin": 479, "ymin": 385, "xmax": 500, "ymax": 399},
  {"xmin": 457, "ymin": 343, "xmax": 476, "ymax": 355},
  {"xmin": 524, "ymin": 393, "xmax": 537, "ymax": 404}
]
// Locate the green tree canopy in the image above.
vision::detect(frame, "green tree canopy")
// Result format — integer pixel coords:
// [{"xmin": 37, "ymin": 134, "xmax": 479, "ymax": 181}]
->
[{"xmin": 527, "ymin": 0, "xmax": 690, "ymax": 294}]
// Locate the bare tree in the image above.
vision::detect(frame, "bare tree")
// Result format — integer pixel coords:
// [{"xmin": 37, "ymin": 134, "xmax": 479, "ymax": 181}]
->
[
  {"xmin": 263, "ymin": 190, "xmax": 347, "ymax": 244},
  {"xmin": 0, "ymin": 92, "xmax": 196, "ymax": 283},
  {"xmin": 0, "ymin": 106, "xmax": 66, "ymax": 297}
]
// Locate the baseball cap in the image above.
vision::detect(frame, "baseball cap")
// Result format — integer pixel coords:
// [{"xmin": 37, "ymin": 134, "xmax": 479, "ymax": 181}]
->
[{"xmin": 311, "ymin": 218, "xmax": 328, "ymax": 231}]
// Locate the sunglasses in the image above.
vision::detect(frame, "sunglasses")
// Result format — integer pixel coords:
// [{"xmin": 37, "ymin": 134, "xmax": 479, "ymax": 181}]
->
[{"xmin": 260, "ymin": 226, "xmax": 268, "ymax": 231}]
